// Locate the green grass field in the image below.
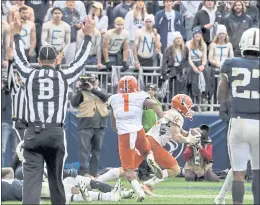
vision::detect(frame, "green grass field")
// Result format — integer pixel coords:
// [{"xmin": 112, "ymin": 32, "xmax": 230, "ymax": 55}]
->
[{"xmin": 3, "ymin": 177, "xmax": 253, "ymax": 204}]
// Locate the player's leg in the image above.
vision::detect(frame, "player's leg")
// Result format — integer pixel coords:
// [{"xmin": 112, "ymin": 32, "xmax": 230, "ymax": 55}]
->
[
  {"xmin": 204, "ymin": 169, "xmax": 220, "ymax": 182},
  {"xmin": 246, "ymin": 119, "xmax": 260, "ymax": 205},
  {"xmin": 184, "ymin": 170, "xmax": 197, "ymax": 181},
  {"xmin": 143, "ymin": 136, "xmax": 180, "ymax": 188},
  {"xmin": 119, "ymin": 132, "xmax": 145, "ymax": 202},
  {"xmin": 214, "ymin": 168, "xmax": 233, "ymax": 204},
  {"xmin": 135, "ymin": 129, "xmax": 163, "ymax": 179},
  {"xmin": 228, "ymin": 118, "xmax": 249, "ymax": 204},
  {"xmin": 96, "ymin": 167, "xmax": 124, "ymax": 182}
]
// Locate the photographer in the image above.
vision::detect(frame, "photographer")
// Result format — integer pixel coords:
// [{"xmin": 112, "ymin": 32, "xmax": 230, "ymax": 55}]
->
[
  {"xmin": 71, "ymin": 74, "xmax": 109, "ymax": 177},
  {"xmin": 183, "ymin": 125, "xmax": 220, "ymax": 182}
]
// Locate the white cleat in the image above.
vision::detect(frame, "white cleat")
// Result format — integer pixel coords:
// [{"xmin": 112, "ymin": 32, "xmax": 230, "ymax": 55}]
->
[
  {"xmin": 136, "ymin": 189, "xmax": 145, "ymax": 202},
  {"xmin": 78, "ymin": 181, "xmax": 92, "ymax": 202},
  {"xmin": 214, "ymin": 196, "xmax": 226, "ymax": 204},
  {"xmin": 121, "ymin": 188, "xmax": 134, "ymax": 199},
  {"xmin": 111, "ymin": 179, "xmax": 122, "ymax": 202},
  {"xmin": 147, "ymin": 158, "xmax": 163, "ymax": 179}
]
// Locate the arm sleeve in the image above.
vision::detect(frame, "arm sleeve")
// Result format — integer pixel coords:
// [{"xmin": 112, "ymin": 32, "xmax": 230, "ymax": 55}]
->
[
  {"xmin": 59, "ymin": 35, "xmax": 92, "ymax": 85},
  {"xmin": 91, "ymin": 88, "xmax": 109, "ymax": 102},
  {"xmin": 13, "ymin": 34, "xmax": 34, "ymax": 79},
  {"xmin": 70, "ymin": 91, "xmax": 84, "ymax": 107},
  {"xmin": 200, "ymin": 144, "xmax": 213, "ymax": 161},
  {"xmin": 183, "ymin": 145, "xmax": 193, "ymax": 161}
]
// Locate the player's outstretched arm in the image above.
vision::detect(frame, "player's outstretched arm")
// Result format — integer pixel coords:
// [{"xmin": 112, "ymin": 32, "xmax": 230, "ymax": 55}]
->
[
  {"xmin": 143, "ymin": 99, "xmax": 164, "ymax": 119},
  {"xmin": 171, "ymin": 124, "xmax": 200, "ymax": 145}
]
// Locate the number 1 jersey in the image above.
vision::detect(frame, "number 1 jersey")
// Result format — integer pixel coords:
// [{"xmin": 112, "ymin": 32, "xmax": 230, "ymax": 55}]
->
[{"xmin": 108, "ymin": 91, "xmax": 150, "ymax": 134}]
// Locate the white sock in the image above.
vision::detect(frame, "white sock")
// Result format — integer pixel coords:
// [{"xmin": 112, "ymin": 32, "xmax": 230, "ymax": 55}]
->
[
  {"xmin": 144, "ymin": 169, "xmax": 168, "ymax": 186},
  {"xmin": 218, "ymin": 168, "xmax": 233, "ymax": 198},
  {"xmin": 71, "ymin": 194, "xmax": 84, "ymax": 202},
  {"xmin": 88, "ymin": 191, "xmax": 114, "ymax": 201},
  {"xmin": 96, "ymin": 168, "xmax": 120, "ymax": 182},
  {"xmin": 131, "ymin": 179, "xmax": 141, "ymax": 194}
]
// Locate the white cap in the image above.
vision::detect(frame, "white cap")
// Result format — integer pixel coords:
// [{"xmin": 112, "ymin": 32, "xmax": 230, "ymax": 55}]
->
[
  {"xmin": 216, "ymin": 24, "xmax": 227, "ymax": 36},
  {"xmin": 144, "ymin": 14, "xmax": 155, "ymax": 24},
  {"xmin": 172, "ymin": 31, "xmax": 182, "ymax": 41}
]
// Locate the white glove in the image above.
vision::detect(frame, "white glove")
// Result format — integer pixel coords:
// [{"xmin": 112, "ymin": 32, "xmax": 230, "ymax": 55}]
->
[
  {"xmin": 186, "ymin": 130, "xmax": 201, "ymax": 145},
  {"xmin": 16, "ymin": 140, "xmax": 24, "ymax": 161}
]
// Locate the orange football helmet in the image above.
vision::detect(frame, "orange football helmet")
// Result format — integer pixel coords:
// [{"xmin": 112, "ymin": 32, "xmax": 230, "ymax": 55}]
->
[
  {"xmin": 118, "ymin": 76, "xmax": 139, "ymax": 93},
  {"xmin": 171, "ymin": 94, "xmax": 194, "ymax": 120}
]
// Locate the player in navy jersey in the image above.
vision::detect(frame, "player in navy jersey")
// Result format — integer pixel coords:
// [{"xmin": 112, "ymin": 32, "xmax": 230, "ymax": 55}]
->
[{"xmin": 217, "ymin": 28, "xmax": 259, "ymax": 205}]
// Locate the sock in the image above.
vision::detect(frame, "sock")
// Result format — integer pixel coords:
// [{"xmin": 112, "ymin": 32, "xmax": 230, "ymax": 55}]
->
[
  {"xmin": 96, "ymin": 168, "xmax": 120, "ymax": 182},
  {"xmin": 88, "ymin": 191, "xmax": 100, "ymax": 201},
  {"xmin": 90, "ymin": 179, "xmax": 113, "ymax": 193},
  {"xmin": 252, "ymin": 170, "xmax": 259, "ymax": 205},
  {"xmin": 131, "ymin": 179, "xmax": 141, "ymax": 194},
  {"xmin": 65, "ymin": 193, "xmax": 72, "ymax": 204},
  {"xmin": 144, "ymin": 169, "xmax": 168, "ymax": 186},
  {"xmin": 232, "ymin": 180, "xmax": 244, "ymax": 203},
  {"xmin": 218, "ymin": 168, "xmax": 233, "ymax": 198},
  {"xmin": 71, "ymin": 194, "xmax": 84, "ymax": 202}
]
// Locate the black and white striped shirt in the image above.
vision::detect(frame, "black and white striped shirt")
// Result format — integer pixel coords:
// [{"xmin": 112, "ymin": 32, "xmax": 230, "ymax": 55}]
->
[
  {"xmin": 12, "ymin": 84, "xmax": 27, "ymax": 122},
  {"xmin": 13, "ymin": 34, "xmax": 92, "ymax": 124}
]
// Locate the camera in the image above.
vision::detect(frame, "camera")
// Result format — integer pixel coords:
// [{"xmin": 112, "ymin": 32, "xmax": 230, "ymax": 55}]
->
[
  {"xmin": 199, "ymin": 124, "xmax": 211, "ymax": 145},
  {"xmin": 79, "ymin": 74, "xmax": 97, "ymax": 90}
]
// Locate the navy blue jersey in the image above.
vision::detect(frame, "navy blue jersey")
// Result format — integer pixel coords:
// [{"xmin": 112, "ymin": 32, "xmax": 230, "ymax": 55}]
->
[
  {"xmin": 1, "ymin": 180, "xmax": 23, "ymax": 201},
  {"xmin": 221, "ymin": 57, "xmax": 260, "ymax": 120}
]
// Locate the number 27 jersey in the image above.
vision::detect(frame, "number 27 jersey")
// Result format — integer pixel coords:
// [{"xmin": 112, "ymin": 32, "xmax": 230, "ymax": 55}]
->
[
  {"xmin": 221, "ymin": 57, "xmax": 259, "ymax": 120},
  {"xmin": 108, "ymin": 92, "xmax": 150, "ymax": 135}
]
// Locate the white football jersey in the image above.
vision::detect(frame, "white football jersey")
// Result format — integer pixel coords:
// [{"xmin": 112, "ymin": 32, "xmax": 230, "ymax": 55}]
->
[
  {"xmin": 147, "ymin": 109, "xmax": 184, "ymax": 146},
  {"xmin": 108, "ymin": 91, "xmax": 150, "ymax": 135}
]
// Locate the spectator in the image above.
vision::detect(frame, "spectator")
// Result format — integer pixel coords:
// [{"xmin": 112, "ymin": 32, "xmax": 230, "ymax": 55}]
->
[
  {"xmin": 186, "ymin": 27, "xmax": 208, "ymax": 107},
  {"xmin": 183, "ymin": 125, "xmax": 220, "ymax": 182},
  {"xmin": 113, "ymin": 0, "xmax": 134, "ymax": 22},
  {"xmin": 243, "ymin": 0, "xmax": 259, "ymax": 27},
  {"xmin": 215, "ymin": 1, "xmax": 232, "ymax": 18},
  {"xmin": 124, "ymin": 0, "xmax": 148, "ymax": 49},
  {"xmin": 41, "ymin": 7, "xmax": 71, "ymax": 64},
  {"xmin": 1, "ymin": 20, "xmax": 11, "ymax": 69},
  {"xmin": 2, "ymin": 77, "xmax": 17, "ymax": 167},
  {"xmin": 155, "ymin": 0, "xmax": 185, "ymax": 53},
  {"xmin": 192, "ymin": 0, "xmax": 223, "ymax": 46},
  {"xmin": 224, "ymin": 0, "xmax": 252, "ymax": 57},
  {"xmin": 103, "ymin": 17, "xmax": 130, "ymax": 71},
  {"xmin": 71, "ymin": 74, "xmax": 109, "ymax": 177},
  {"xmin": 10, "ymin": 6, "xmax": 36, "ymax": 62},
  {"xmin": 106, "ymin": 1, "xmax": 118, "ymax": 29},
  {"xmin": 138, "ymin": 83, "xmax": 162, "ymax": 181},
  {"xmin": 89, "ymin": 1, "xmax": 108, "ymax": 35},
  {"xmin": 1, "ymin": 1, "xmax": 13, "ymax": 21},
  {"xmin": 7, "ymin": 0, "xmax": 35, "ymax": 24},
  {"xmin": 161, "ymin": 31, "xmax": 188, "ymax": 96},
  {"xmin": 133, "ymin": 14, "xmax": 161, "ymax": 70},
  {"xmin": 77, "ymin": 21, "xmax": 103, "ymax": 69},
  {"xmin": 25, "ymin": 0, "xmax": 50, "ymax": 59},
  {"xmin": 208, "ymin": 24, "xmax": 234, "ymax": 70},
  {"xmin": 53, "ymin": 0, "xmax": 86, "ymax": 22},
  {"xmin": 145, "ymin": 0, "xmax": 160, "ymax": 16},
  {"xmin": 180, "ymin": 1, "xmax": 202, "ymax": 41},
  {"xmin": 62, "ymin": 0, "xmax": 82, "ymax": 64}
]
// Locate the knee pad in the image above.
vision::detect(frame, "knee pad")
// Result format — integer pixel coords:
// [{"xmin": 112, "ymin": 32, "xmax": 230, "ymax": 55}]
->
[{"xmin": 167, "ymin": 166, "xmax": 181, "ymax": 177}]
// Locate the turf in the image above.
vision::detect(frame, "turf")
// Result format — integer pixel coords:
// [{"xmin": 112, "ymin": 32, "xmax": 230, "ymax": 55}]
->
[{"xmin": 2, "ymin": 177, "xmax": 253, "ymax": 204}]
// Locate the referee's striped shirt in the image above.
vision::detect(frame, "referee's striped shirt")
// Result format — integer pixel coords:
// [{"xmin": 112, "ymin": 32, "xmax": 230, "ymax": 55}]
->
[
  {"xmin": 13, "ymin": 34, "xmax": 92, "ymax": 124},
  {"xmin": 12, "ymin": 84, "xmax": 27, "ymax": 122}
]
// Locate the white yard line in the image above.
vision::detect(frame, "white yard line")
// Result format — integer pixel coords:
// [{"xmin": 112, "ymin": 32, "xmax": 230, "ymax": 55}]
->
[{"xmin": 149, "ymin": 194, "xmax": 253, "ymax": 199}]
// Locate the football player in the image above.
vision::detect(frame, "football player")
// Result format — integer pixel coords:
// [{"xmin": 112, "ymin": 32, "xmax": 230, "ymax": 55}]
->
[
  {"xmin": 217, "ymin": 28, "xmax": 259, "ymax": 205},
  {"xmin": 98, "ymin": 94, "xmax": 201, "ymax": 193},
  {"xmin": 108, "ymin": 76, "xmax": 166, "ymax": 202}
]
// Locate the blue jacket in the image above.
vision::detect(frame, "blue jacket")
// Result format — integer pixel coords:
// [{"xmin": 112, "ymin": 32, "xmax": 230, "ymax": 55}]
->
[{"xmin": 155, "ymin": 10, "xmax": 185, "ymax": 52}]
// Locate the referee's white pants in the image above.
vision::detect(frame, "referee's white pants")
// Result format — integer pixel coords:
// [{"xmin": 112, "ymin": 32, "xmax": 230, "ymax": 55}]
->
[
  {"xmin": 65, "ymin": 42, "xmax": 77, "ymax": 65},
  {"xmin": 227, "ymin": 118, "xmax": 259, "ymax": 171}
]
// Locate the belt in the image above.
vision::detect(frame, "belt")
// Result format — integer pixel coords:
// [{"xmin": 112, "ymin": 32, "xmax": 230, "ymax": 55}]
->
[{"xmin": 28, "ymin": 122, "xmax": 63, "ymax": 128}]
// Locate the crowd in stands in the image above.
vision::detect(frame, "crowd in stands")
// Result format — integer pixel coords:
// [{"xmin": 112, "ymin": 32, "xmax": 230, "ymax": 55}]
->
[{"xmin": 1, "ymin": 0, "xmax": 259, "ymax": 101}]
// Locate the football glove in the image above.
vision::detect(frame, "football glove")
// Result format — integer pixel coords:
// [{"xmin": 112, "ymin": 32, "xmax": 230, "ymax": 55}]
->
[{"xmin": 186, "ymin": 129, "xmax": 201, "ymax": 145}]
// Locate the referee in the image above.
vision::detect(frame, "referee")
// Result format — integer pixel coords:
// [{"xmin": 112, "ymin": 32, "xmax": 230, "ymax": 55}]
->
[{"xmin": 12, "ymin": 14, "xmax": 94, "ymax": 205}]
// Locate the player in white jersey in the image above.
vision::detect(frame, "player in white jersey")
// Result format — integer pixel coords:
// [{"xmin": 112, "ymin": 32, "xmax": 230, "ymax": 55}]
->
[
  {"xmin": 98, "ymin": 94, "xmax": 201, "ymax": 194},
  {"xmin": 108, "ymin": 76, "xmax": 166, "ymax": 202}
]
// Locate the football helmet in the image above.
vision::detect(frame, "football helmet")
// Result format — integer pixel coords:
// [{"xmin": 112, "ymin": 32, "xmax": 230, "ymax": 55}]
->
[
  {"xmin": 118, "ymin": 76, "xmax": 139, "ymax": 93},
  {"xmin": 171, "ymin": 94, "xmax": 194, "ymax": 120},
  {"xmin": 239, "ymin": 28, "xmax": 259, "ymax": 57}
]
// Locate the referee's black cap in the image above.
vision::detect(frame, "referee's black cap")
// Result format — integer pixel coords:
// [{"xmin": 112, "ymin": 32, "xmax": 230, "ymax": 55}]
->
[{"xmin": 39, "ymin": 45, "xmax": 57, "ymax": 60}]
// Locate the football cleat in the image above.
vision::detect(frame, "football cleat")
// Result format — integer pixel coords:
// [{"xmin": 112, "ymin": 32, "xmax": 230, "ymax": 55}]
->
[
  {"xmin": 111, "ymin": 179, "xmax": 122, "ymax": 202},
  {"xmin": 147, "ymin": 158, "xmax": 163, "ymax": 179},
  {"xmin": 142, "ymin": 184, "xmax": 153, "ymax": 195},
  {"xmin": 136, "ymin": 189, "xmax": 145, "ymax": 202},
  {"xmin": 121, "ymin": 188, "xmax": 134, "ymax": 199},
  {"xmin": 214, "ymin": 196, "xmax": 226, "ymax": 204},
  {"xmin": 78, "ymin": 181, "xmax": 92, "ymax": 202}
]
